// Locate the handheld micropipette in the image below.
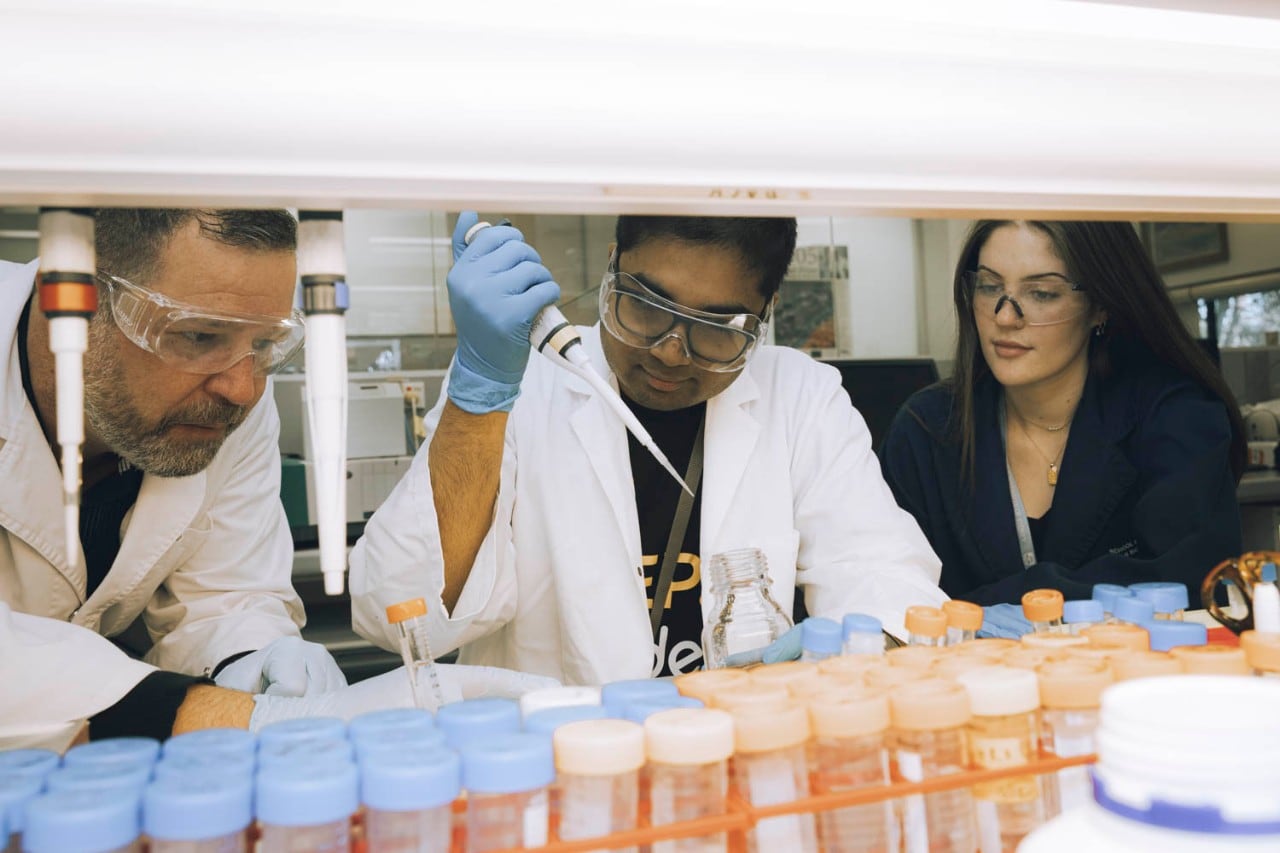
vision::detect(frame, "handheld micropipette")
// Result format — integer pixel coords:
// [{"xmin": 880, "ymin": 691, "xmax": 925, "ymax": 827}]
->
[
  {"xmin": 463, "ymin": 219, "xmax": 693, "ymax": 496},
  {"xmin": 298, "ymin": 211, "xmax": 350, "ymax": 596},
  {"xmin": 37, "ymin": 208, "xmax": 97, "ymax": 572}
]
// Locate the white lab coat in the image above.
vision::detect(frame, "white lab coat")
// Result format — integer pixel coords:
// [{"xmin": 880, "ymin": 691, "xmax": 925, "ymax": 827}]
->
[
  {"xmin": 351, "ymin": 325, "xmax": 945, "ymax": 685},
  {"xmin": 0, "ymin": 260, "xmax": 304, "ymax": 725}
]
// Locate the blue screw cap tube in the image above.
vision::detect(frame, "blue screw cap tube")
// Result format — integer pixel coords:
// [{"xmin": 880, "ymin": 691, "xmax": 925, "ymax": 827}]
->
[
  {"xmin": 524, "ymin": 705, "xmax": 612, "ymax": 736},
  {"xmin": 0, "ymin": 776, "xmax": 44, "ymax": 840},
  {"xmin": 436, "ymin": 698, "xmax": 522, "ymax": 750},
  {"xmin": 1092, "ymin": 583, "xmax": 1132, "ymax": 617},
  {"xmin": 460, "ymin": 733, "xmax": 555, "ymax": 795},
  {"xmin": 144, "ymin": 774, "xmax": 253, "ymax": 843},
  {"xmin": 622, "ymin": 696, "xmax": 705, "ymax": 724},
  {"xmin": 1146, "ymin": 620, "xmax": 1208, "ymax": 652},
  {"xmin": 842, "ymin": 613, "xmax": 885, "ymax": 655},
  {"xmin": 1063, "ymin": 599, "xmax": 1105, "ymax": 628},
  {"xmin": 1113, "ymin": 595, "xmax": 1156, "ymax": 626},
  {"xmin": 255, "ymin": 716, "xmax": 347, "ymax": 750},
  {"xmin": 63, "ymin": 736, "xmax": 160, "ymax": 770},
  {"xmin": 0, "ymin": 748, "xmax": 60, "ymax": 782},
  {"xmin": 162, "ymin": 728, "xmax": 256, "ymax": 763},
  {"xmin": 256, "ymin": 758, "xmax": 360, "ymax": 828},
  {"xmin": 361, "ymin": 747, "xmax": 462, "ymax": 811},
  {"xmin": 600, "ymin": 679, "xmax": 680, "ymax": 715},
  {"xmin": 258, "ymin": 737, "xmax": 354, "ymax": 771},
  {"xmin": 1128, "ymin": 582, "xmax": 1189, "ymax": 618},
  {"xmin": 46, "ymin": 763, "xmax": 152, "ymax": 796},
  {"xmin": 23, "ymin": 789, "xmax": 141, "ymax": 853},
  {"xmin": 801, "ymin": 617, "xmax": 843, "ymax": 661}
]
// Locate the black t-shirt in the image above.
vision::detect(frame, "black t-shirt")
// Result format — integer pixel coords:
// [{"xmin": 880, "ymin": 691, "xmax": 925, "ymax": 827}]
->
[{"xmin": 624, "ymin": 395, "xmax": 706, "ymax": 677}]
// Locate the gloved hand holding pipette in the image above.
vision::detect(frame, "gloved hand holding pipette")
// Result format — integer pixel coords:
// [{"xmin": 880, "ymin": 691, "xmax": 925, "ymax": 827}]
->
[{"xmin": 445, "ymin": 212, "xmax": 561, "ymax": 414}]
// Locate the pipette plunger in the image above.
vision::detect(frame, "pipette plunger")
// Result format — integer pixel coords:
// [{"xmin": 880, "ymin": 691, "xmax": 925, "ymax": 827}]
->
[{"xmin": 463, "ymin": 220, "xmax": 692, "ymax": 496}]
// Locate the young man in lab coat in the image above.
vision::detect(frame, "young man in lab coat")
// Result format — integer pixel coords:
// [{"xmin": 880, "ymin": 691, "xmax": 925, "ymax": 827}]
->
[
  {"xmin": 1, "ymin": 209, "xmax": 550, "ymax": 739},
  {"xmin": 351, "ymin": 212, "xmax": 947, "ymax": 683}
]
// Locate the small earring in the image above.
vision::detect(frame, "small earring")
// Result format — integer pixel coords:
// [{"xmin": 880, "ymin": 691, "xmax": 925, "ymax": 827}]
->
[{"xmin": 1093, "ymin": 320, "xmax": 1108, "ymax": 337}]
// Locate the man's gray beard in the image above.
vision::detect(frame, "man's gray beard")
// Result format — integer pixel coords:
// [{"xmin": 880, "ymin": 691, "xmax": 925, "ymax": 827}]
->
[{"xmin": 84, "ymin": 325, "xmax": 248, "ymax": 477}]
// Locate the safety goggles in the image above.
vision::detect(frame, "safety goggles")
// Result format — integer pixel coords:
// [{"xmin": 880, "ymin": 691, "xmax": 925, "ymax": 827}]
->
[
  {"xmin": 598, "ymin": 268, "xmax": 769, "ymax": 372},
  {"xmin": 963, "ymin": 270, "xmax": 1091, "ymax": 327},
  {"xmin": 97, "ymin": 273, "xmax": 305, "ymax": 376}
]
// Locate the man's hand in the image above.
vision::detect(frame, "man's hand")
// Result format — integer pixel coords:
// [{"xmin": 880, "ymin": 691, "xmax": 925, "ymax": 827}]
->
[
  {"xmin": 214, "ymin": 637, "xmax": 347, "ymax": 697},
  {"xmin": 445, "ymin": 211, "xmax": 560, "ymax": 414}
]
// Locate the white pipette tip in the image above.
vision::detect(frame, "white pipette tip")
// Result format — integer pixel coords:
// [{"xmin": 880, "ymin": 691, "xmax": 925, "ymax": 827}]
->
[
  {"xmin": 64, "ymin": 504, "xmax": 79, "ymax": 572},
  {"xmin": 323, "ymin": 570, "xmax": 345, "ymax": 596},
  {"xmin": 648, "ymin": 441, "xmax": 695, "ymax": 497}
]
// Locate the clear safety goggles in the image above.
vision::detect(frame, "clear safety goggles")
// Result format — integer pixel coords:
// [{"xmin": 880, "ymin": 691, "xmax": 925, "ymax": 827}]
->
[
  {"xmin": 98, "ymin": 273, "xmax": 305, "ymax": 376},
  {"xmin": 963, "ymin": 270, "xmax": 1091, "ymax": 327},
  {"xmin": 598, "ymin": 269, "xmax": 769, "ymax": 373}
]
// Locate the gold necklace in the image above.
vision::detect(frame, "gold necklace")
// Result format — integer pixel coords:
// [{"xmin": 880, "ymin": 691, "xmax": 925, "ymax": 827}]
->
[{"xmin": 1014, "ymin": 414, "xmax": 1067, "ymax": 486}]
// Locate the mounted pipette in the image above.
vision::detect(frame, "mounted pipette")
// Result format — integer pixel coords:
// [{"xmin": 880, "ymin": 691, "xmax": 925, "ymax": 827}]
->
[
  {"xmin": 298, "ymin": 211, "xmax": 350, "ymax": 596},
  {"xmin": 464, "ymin": 219, "xmax": 692, "ymax": 497},
  {"xmin": 37, "ymin": 209, "xmax": 96, "ymax": 572}
]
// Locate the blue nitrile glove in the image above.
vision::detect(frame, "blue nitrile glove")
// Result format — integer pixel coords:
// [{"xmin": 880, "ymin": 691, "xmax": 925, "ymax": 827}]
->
[
  {"xmin": 977, "ymin": 603, "xmax": 1034, "ymax": 639},
  {"xmin": 722, "ymin": 624, "xmax": 804, "ymax": 667},
  {"xmin": 248, "ymin": 664, "xmax": 561, "ymax": 730},
  {"xmin": 445, "ymin": 211, "xmax": 561, "ymax": 414},
  {"xmin": 214, "ymin": 636, "xmax": 347, "ymax": 697}
]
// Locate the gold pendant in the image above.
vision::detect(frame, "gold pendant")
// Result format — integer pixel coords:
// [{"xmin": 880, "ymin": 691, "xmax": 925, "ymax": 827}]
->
[{"xmin": 1048, "ymin": 463, "xmax": 1059, "ymax": 486}]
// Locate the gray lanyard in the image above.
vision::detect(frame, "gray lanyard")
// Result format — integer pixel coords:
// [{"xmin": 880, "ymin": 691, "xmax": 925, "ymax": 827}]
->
[{"xmin": 998, "ymin": 393, "xmax": 1038, "ymax": 569}]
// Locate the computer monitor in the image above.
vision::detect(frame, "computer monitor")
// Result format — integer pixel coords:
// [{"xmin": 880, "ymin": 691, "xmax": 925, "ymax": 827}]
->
[{"xmin": 822, "ymin": 358, "xmax": 942, "ymax": 452}]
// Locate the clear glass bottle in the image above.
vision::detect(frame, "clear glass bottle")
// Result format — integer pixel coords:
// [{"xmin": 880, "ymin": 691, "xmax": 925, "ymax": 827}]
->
[
  {"xmin": 942, "ymin": 600, "xmax": 984, "ymax": 646},
  {"xmin": 955, "ymin": 666, "xmax": 1049, "ymax": 852},
  {"xmin": 1037, "ymin": 660, "xmax": 1110, "ymax": 816},
  {"xmin": 889, "ymin": 679, "xmax": 977, "ymax": 853},
  {"xmin": 702, "ymin": 548, "xmax": 792, "ymax": 669},
  {"xmin": 386, "ymin": 598, "xmax": 447, "ymax": 710},
  {"xmin": 808, "ymin": 687, "xmax": 895, "ymax": 853}
]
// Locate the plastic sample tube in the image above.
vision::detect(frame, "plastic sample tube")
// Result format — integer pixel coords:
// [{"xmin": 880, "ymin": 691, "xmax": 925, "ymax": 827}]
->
[
  {"xmin": 144, "ymin": 774, "xmax": 253, "ymax": 853},
  {"xmin": 255, "ymin": 758, "xmax": 359, "ymax": 853},
  {"xmin": 1080, "ymin": 622, "xmax": 1149, "ymax": 651},
  {"xmin": 621, "ymin": 695, "xmax": 705, "ymax": 724},
  {"xmin": 748, "ymin": 661, "xmax": 819, "ymax": 692},
  {"xmin": 1112, "ymin": 595, "xmax": 1155, "ymax": 626},
  {"xmin": 347, "ymin": 708, "xmax": 436, "ymax": 751},
  {"xmin": 518, "ymin": 685, "xmax": 602, "ymax": 719},
  {"xmin": 708, "ymin": 684, "xmax": 793, "ymax": 713},
  {"xmin": 955, "ymin": 666, "xmax": 1050, "ymax": 851},
  {"xmin": 1169, "ymin": 644, "xmax": 1250, "ymax": 675},
  {"xmin": 350, "ymin": 725, "xmax": 448, "ymax": 764},
  {"xmin": 63, "ymin": 736, "xmax": 161, "ymax": 770},
  {"xmin": 255, "ymin": 717, "xmax": 347, "ymax": 751},
  {"xmin": 842, "ymin": 613, "xmax": 886, "ymax": 656},
  {"xmin": 554, "ymin": 720, "xmax": 646, "ymax": 848},
  {"xmin": 904, "ymin": 605, "xmax": 948, "ymax": 647},
  {"xmin": 1061, "ymin": 599, "xmax": 1104, "ymax": 634},
  {"xmin": 1000, "ymin": 646, "xmax": 1064, "ymax": 671},
  {"xmin": 386, "ymin": 598, "xmax": 447, "ymax": 710},
  {"xmin": 1090, "ymin": 583, "xmax": 1132, "ymax": 623},
  {"xmin": 864, "ymin": 663, "xmax": 931, "ymax": 690},
  {"xmin": 23, "ymin": 789, "xmax": 142, "ymax": 853},
  {"xmin": 644, "ymin": 708, "xmax": 735, "ymax": 853},
  {"xmin": 933, "ymin": 653, "xmax": 1003, "ymax": 680},
  {"xmin": 808, "ymin": 686, "xmax": 894, "ymax": 853},
  {"xmin": 673, "ymin": 669, "xmax": 751, "ymax": 705},
  {"xmin": 1128, "ymin": 581, "xmax": 1189, "ymax": 621},
  {"xmin": 162, "ymin": 728, "xmax": 256, "ymax": 765},
  {"xmin": 817, "ymin": 653, "xmax": 884, "ymax": 680},
  {"xmin": 1110, "ymin": 650, "xmax": 1182, "ymax": 682},
  {"xmin": 1022, "ymin": 589, "xmax": 1066, "ymax": 634},
  {"xmin": 952, "ymin": 638, "xmax": 1019, "ymax": 658},
  {"xmin": 942, "ymin": 600, "xmax": 984, "ymax": 646},
  {"xmin": 1145, "ymin": 619, "xmax": 1207, "ymax": 653},
  {"xmin": 46, "ymin": 763, "xmax": 152, "ymax": 796},
  {"xmin": 1020, "ymin": 633, "xmax": 1088, "ymax": 652},
  {"xmin": 887, "ymin": 645, "xmax": 944, "ymax": 671},
  {"xmin": 1240, "ymin": 630, "xmax": 1280, "ymax": 677},
  {"xmin": 152, "ymin": 753, "xmax": 255, "ymax": 783},
  {"xmin": 436, "ymin": 698, "xmax": 522, "ymax": 751},
  {"xmin": 730, "ymin": 703, "xmax": 818, "ymax": 853},
  {"xmin": 361, "ymin": 747, "xmax": 460, "ymax": 853},
  {"xmin": 1253, "ymin": 563, "xmax": 1280, "ymax": 633},
  {"xmin": 800, "ymin": 617, "xmax": 842, "ymax": 662},
  {"xmin": 1063, "ymin": 642, "xmax": 1131, "ymax": 666},
  {"xmin": 0, "ymin": 749, "xmax": 59, "ymax": 782},
  {"xmin": 461, "ymin": 733, "xmax": 555, "ymax": 853},
  {"xmin": 1037, "ymin": 660, "xmax": 1111, "ymax": 815},
  {"xmin": 523, "ymin": 704, "xmax": 612, "ymax": 737},
  {"xmin": 601, "ymin": 679, "xmax": 680, "ymax": 715},
  {"xmin": 258, "ymin": 737, "xmax": 354, "ymax": 772},
  {"xmin": 889, "ymin": 679, "xmax": 977, "ymax": 853}
]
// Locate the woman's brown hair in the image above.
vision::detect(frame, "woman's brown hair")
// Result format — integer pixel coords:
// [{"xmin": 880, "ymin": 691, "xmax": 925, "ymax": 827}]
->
[{"xmin": 947, "ymin": 220, "xmax": 1246, "ymax": 486}]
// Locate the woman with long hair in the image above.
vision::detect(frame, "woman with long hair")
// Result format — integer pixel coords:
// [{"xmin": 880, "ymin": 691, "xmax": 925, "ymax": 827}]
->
[{"xmin": 880, "ymin": 220, "xmax": 1245, "ymax": 605}]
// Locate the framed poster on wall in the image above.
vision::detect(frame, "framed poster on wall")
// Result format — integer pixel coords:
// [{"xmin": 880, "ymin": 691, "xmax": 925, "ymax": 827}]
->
[{"xmin": 1143, "ymin": 222, "xmax": 1229, "ymax": 273}]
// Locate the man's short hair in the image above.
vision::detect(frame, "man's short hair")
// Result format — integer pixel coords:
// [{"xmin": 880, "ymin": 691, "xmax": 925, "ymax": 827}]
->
[
  {"xmin": 614, "ymin": 215, "xmax": 798, "ymax": 301},
  {"xmin": 94, "ymin": 209, "xmax": 297, "ymax": 284}
]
